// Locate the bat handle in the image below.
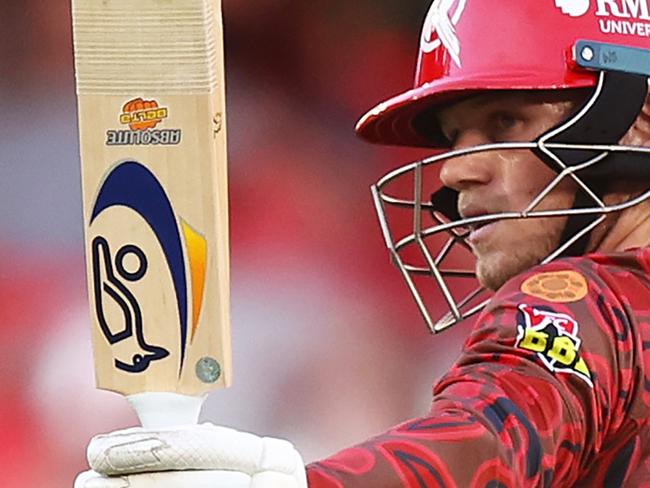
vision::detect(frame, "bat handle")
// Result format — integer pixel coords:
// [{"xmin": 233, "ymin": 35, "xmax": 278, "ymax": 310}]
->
[{"xmin": 127, "ymin": 392, "xmax": 206, "ymax": 429}]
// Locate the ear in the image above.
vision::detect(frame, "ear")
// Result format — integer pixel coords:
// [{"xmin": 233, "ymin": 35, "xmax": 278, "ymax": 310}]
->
[{"xmin": 621, "ymin": 84, "xmax": 650, "ymax": 147}]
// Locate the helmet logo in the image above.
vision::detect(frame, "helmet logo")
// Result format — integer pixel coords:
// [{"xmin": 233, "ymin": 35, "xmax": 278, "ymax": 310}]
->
[
  {"xmin": 421, "ymin": 0, "xmax": 467, "ymax": 67},
  {"xmin": 555, "ymin": 0, "xmax": 590, "ymax": 17}
]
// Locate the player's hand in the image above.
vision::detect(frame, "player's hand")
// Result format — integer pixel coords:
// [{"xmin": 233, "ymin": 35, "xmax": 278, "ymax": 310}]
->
[{"xmin": 74, "ymin": 424, "xmax": 308, "ymax": 488}]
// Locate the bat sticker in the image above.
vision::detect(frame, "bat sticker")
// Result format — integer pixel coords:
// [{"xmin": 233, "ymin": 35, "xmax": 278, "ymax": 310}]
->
[
  {"xmin": 106, "ymin": 98, "xmax": 181, "ymax": 146},
  {"xmin": 90, "ymin": 161, "xmax": 207, "ymax": 374}
]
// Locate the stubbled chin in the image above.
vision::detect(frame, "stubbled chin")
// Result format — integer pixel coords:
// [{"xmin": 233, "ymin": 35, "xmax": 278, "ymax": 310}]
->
[
  {"xmin": 475, "ymin": 257, "xmax": 508, "ymax": 291},
  {"xmin": 475, "ymin": 248, "xmax": 542, "ymax": 291},
  {"xmin": 472, "ymin": 216, "xmax": 567, "ymax": 290}
]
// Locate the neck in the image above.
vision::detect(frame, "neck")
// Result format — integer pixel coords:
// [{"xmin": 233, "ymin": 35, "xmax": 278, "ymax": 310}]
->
[{"xmin": 595, "ymin": 197, "xmax": 650, "ymax": 253}]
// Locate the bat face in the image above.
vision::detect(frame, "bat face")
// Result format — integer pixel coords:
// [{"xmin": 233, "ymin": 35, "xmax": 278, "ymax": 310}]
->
[
  {"xmin": 89, "ymin": 160, "xmax": 213, "ymax": 382},
  {"xmin": 72, "ymin": 0, "xmax": 230, "ymax": 399},
  {"xmin": 81, "ymin": 95, "xmax": 230, "ymax": 398}
]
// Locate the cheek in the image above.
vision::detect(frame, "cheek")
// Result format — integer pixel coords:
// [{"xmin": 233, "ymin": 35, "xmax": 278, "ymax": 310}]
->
[
  {"xmin": 501, "ymin": 155, "xmax": 570, "ymax": 208},
  {"xmin": 497, "ymin": 215, "xmax": 564, "ymax": 243}
]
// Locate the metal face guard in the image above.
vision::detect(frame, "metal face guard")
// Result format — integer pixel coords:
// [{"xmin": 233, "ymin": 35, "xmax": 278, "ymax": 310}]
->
[{"xmin": 372, "ymin": 141, "xmax": 650, "ymax": 333}]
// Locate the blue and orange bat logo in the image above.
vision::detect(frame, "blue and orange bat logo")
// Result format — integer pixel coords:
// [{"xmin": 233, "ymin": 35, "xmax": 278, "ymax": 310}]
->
[{"xmin": 90, "ymin": 161, "xmax": 207, "ymax": 374}]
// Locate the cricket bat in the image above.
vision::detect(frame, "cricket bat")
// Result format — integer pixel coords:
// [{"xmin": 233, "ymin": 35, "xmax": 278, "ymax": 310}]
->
[{"xmin": 71, "ymin": 0, "xmax": 231, "ymax": 429}]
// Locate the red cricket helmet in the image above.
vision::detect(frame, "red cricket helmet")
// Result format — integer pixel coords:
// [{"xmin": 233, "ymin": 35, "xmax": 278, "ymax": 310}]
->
[{"xmin": 356, "ymin": 0, "xmax": 650, "ymax": 147}]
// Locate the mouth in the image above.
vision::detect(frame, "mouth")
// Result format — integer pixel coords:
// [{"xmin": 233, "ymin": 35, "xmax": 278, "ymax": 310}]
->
[
  {"xmin": 468, "ymin": 221, "xmax": 496, "ymax": 244},
  {"xmin": 459, "ymin": 209, "xmax": 497, "ymax": 243},
  {"xmin": 460, "ymin": 209, "xmax": 489, "ymax": 228}
]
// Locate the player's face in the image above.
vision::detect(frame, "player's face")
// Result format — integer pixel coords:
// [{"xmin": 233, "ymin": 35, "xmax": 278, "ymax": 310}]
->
[{"xmin": 436, "ymin": 90, "xmax": 586, "ymax": 290}]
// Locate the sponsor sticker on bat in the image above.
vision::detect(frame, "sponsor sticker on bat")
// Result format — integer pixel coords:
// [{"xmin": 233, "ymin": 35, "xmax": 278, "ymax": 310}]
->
[
  {"xmin": 516, "ymin": 304, "xmax": 593, "ymax": 387},
  {"xmin": 106, "ymin": 98, "xmax": 182, "ymax": 146}
]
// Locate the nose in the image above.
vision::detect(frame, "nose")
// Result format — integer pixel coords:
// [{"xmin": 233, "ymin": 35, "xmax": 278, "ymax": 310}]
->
[{"xmin": 439, "ymin": 129, "xmax": 493, "ymax": 191}]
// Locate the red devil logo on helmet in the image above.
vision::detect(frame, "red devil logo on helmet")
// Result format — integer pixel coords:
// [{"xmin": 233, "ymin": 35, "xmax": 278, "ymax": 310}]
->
[{"xmin": 421, "ymin": 0, "xmax": 467, "ymax": 67}]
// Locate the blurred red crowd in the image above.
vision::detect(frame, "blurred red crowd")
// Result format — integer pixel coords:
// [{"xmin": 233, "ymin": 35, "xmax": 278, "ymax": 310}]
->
[{"xmin": 0, "ymin": 1, "xmax": 471, "ymax": 485}]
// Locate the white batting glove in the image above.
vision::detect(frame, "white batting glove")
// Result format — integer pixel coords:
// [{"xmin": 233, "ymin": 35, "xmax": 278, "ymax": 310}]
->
[{"xmin": 74, "ymin": 424, "xmax": 308, "ymax": 488}]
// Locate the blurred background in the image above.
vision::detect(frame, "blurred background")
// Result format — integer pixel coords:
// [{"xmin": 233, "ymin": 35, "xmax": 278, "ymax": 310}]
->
[{"xmin": 0, "ymin": 1, "xmax": 474, "ymax": 485}]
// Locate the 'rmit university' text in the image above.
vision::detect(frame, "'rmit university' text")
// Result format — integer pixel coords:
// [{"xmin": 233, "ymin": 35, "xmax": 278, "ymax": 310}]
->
[{"xmin": 597, "ymin": 0, "xmax": 650, "ymax": 36}]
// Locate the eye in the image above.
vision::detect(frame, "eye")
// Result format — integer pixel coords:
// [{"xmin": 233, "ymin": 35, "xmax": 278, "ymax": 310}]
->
[
  {"xmin": 495, "ymin": 112, "xmax": 519, "ymax": 131},
  {"xmin": 440, "ymin": 125, "xmax": 459, "ymax": 146},
  {"xmin": 489, "ymin": 111, "xmax": 524, "ymax": 141},
  {"xmin": 438, "ymin": 119, "xmax": 459, "ymax": 147}
]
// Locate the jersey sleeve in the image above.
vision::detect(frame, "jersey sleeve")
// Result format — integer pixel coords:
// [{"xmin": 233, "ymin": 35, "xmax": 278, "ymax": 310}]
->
[{"xmin": 306, "ymin": 259, "xmax": 637, "ymax": 487}]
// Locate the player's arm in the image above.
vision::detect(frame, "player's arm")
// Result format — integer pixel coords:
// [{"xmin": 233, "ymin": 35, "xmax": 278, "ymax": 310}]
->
[
  {"xmin": 76, "ymin": 263, "xmax": 631, "ymax": 488},
  {"xmin": 307, "ymin": 264, "xmax": 632, "ymax": 487}
]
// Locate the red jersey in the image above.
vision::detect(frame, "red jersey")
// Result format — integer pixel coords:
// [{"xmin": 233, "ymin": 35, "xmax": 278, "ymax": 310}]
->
[{"xmin": 307, "ymin": 248, "xmax": 650, "ymax": 487}]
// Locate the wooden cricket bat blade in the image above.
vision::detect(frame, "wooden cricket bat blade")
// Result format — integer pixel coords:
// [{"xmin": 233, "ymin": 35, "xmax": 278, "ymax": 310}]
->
[{"xmin": 71, "ymin": 0, "xmax": 231, "ymax": 427}]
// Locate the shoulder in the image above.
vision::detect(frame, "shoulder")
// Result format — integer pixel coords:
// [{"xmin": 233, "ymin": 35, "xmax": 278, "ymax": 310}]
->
[
  {"xmin": 485, "ymin": 251, "xmax": 642, "ymax": 317},
  {"xmin": 503, "ymin": 261, "xmax": 588, "ymax": 305},
  {"xmin": 491, "ymin": 248, "xmax": 650, "ymax": 304},
  {"xmin": 464, "ymin": 251, "xmax": 648, "ymax": 390},
  {"xmin": 492, "ymin": 255, "xmax": 600, "ymax": 305},
  {"xmin": 481, "ymin": 250, "xmax": 650, "ymax": 333},
  {"xmin": 478, "ymin": 253, "xmax": 637, "ymax": 341}
]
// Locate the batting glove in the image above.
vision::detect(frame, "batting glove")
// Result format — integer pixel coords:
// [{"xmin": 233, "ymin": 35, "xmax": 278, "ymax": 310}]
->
[{"xmin": 74, "ymin": 424, "xmax": 308, "ymax": 488}]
